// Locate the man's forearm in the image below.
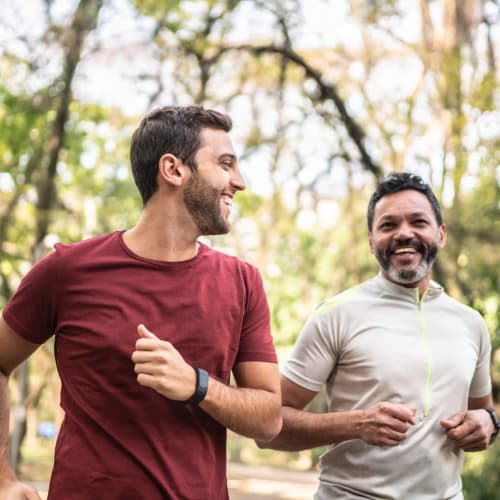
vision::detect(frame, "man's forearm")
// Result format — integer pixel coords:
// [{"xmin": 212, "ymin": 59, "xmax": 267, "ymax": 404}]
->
[
  {"xmin": 260, "ymin": 401, "xmax": 417, "ymax": 451},
  {"xmin": 0, "ymin": 373, "xmax": 16, "ymax": 484},
  {"xmin": 258, "ymin": 406, "xmax": 361, "ymax": 451},
  {"xmin": 199, "ymin": 378, "xmax": 282, "ymax": 442}
]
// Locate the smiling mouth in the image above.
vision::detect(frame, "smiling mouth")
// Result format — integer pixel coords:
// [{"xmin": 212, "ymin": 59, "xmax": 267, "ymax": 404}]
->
[
  {"xmin": 221, "ymin": 195, "xmax": 232, "ymax": 207},
  {"xmin": 392, "ymin": 247, "xmax": 417, "ymax": 255}
]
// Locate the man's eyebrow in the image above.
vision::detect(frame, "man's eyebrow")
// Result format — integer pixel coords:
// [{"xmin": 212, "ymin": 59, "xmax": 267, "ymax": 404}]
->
[
  {"xmin": 378, "ymin": 211, "xmax": 430, "ymax": 220},
  {"xmin": 408, "ymin": 211, "xmax": 431, "ymax": 218},
  {"xmin": 377, "ymin": 214, "xmax": 397, "ymax": 221},
  {"xmin": 218, "ymin": 153, "xmax": 237, "ymax": 161}
]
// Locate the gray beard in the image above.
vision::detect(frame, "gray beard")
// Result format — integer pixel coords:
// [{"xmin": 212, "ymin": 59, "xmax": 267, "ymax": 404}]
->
[
  {"xmin": 384, "ymin": 260, "xmax": 432, "ymax": 285},
  {"xmin": 375, "ymin": 241, "xmax": 439, "ymax": 287}
]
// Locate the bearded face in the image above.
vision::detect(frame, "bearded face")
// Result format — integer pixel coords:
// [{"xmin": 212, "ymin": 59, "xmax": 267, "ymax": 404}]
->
[
  {"xmin": 373, "ymin": 238, "xmax": 440, "ymax": 286},
  {"xmin": 369, "ymin": 190, "xmax": 446, "ymax": 289},
  {"xmin": 183, "ymin": 170, "xmax": 231, "ymax": 236}
]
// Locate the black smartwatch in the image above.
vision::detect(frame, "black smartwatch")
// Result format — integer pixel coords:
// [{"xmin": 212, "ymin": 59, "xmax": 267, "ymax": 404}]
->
[
  {"xmin": 484, "ymin": 407, "xmax": 500, "ymax": 444},
  {"xmin": 183, "ymin": 366, "xmax": 209, "ymax": 405}
]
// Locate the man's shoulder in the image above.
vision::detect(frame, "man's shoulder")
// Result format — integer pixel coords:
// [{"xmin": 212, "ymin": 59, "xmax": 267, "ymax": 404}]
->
[
  {"xmin": 29, "ymin": 232, "xmax": 118, "ymax": 274},
  {"xmin": 309, "ymin": 279, "xmax": 374, "ymax": 319},
  {"xmin": 201, "ymin": 243, "xmax": 259, "ymax": 273},
  {"xmin": 54, "ymin": 231, "xmax": 119, "ymax": 256},
  {"xmin": 436, "ymin": 290, "xmax": 485, "ymax": 323}
]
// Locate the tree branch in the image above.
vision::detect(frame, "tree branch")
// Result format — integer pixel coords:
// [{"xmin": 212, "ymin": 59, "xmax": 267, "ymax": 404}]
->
[{"xmin": 234, "ymin": 43, "xmax": 383, "ymax": 178}]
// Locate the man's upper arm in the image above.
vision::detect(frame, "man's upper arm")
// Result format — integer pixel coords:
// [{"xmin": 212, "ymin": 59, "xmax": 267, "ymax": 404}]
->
[
  {"xmin": 0, "ymin": 317, "xmax": 40, "ymax": 376},
  {"xmin": 232, "ymin": 361, "xmax": 280, "ymax": 396},
  {"xmin": 281, "ymin": 375, "xmax": 318, "ymax": 409}
]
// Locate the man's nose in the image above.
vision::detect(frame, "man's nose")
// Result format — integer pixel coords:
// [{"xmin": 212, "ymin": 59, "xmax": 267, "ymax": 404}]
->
[
  {"xmin": 394, "ymin": 222, "xmax": 414, "ymax": 240},
  {"xmin": 231, "ymin": 168, "xmax": 246, "ymax": 192}
]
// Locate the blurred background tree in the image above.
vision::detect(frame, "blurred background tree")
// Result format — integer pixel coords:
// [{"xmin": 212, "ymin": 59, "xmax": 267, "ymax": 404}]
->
[{"xmin": 1, "ymin": 0, "xmax": 498, "ymax": 496}]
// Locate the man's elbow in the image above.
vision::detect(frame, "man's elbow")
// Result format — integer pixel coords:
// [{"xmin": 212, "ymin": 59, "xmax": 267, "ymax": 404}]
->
[
  {"xmin": 254, "ymin": 405, "xmax": 283, "ymax": 443},
  {"xmin": 266, "ymin": 414, "xmax": 284, "ymax": 442},
  {"xmin": 255, "ymin": 435, "xmax": 276, "ymax": 449},
  {"xmin": 255, "ymin": 421, "xmax": 285, "ymax": 450}
]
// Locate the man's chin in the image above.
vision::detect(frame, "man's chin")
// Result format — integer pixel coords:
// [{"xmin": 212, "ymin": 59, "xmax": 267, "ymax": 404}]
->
[
  {"xmin": 387, "ymin": 264, "xmax": 430, "ymax": 286},
  {"xmin": 199, "ymin": 222, "xmax": 230, "ymax": 236},
  {"xmin": 388, "ymin": 270, "xmax": 417, "ymax": 285}
]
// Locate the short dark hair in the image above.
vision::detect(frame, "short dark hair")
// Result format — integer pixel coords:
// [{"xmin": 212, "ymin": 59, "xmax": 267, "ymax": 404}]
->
[
  {"xmin": 130, "ymin": 105, "xmax": 232, "ymax": 205},
  {"xmin": 367, "ymin": 172, "xmax": 443, "ymax": 231}
]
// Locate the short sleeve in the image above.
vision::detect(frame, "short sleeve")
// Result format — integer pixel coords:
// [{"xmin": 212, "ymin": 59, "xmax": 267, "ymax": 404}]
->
[
  {"xmin": 282, "ymin": 312, "xmax": 338, "ymax": 392},
  {"xmin": 3, "ymin": 251, "xmax": 60, "ymax": 344},
  {"xmin": 235, "ymin": 266, "xmax": 277, "ymax": 364},
  {"xmin": 469, "ymin": 314, "xmax": 492, "ymax": 398}
]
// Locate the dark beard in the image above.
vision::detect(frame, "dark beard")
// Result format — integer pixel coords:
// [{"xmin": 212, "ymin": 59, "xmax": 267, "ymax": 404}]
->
[{"xmin": 183, "ymin": 172, "xmax": 230, "ymax": 235}]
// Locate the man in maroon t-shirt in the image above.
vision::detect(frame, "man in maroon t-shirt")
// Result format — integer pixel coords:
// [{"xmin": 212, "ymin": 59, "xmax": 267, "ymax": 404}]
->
[{"xmin": 0, "ymin": 106, "xmax": 282, "ymax": 499}]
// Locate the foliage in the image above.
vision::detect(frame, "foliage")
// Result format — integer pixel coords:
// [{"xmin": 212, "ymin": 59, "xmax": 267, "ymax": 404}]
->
[
  {"xmin": 0, "ymin": 88, "xmax": 135, "ymax": 306},
  {"xmin": 463, "ymin": 444, "xmax": 500, "ymax": 500},
  {"xmin": 0, "ymin": 0, "xmax": 498, "ymax": 490}
]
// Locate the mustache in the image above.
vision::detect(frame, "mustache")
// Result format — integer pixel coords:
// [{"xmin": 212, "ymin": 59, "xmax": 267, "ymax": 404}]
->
[{"xmin": 387, "ymin": 239, "xmax": 427, "ymax": 256}]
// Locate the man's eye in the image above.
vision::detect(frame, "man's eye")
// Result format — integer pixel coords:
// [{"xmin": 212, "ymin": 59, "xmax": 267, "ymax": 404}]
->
[{"xmin": 220, "ymin": 162, "xmax": 231, "ymax": 170}]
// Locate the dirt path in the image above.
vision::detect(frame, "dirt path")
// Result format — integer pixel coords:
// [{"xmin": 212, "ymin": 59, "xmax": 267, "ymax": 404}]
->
[
  {"xmin": 228, "ymin": 462, "xmax": 318, "ymax": 499},
  {"xmin": 32, "ymin": 462, "xmax": 318, "ymax": 499}
]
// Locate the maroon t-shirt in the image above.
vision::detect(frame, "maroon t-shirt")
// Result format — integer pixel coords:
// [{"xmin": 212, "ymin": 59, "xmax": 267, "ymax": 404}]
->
[{"xmin": 3, "ymin": 231, "xmax": 277, "ymax": 500}]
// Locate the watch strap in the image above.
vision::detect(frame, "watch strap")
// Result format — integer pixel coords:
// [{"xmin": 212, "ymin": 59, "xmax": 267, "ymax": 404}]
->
[
  {"xmin": 484, "ymin": 407, "xmax": 500, "ymax": 444},
  {"xmin": 183, "ymin": 367, "xmax": 209, "ymax": 405}
]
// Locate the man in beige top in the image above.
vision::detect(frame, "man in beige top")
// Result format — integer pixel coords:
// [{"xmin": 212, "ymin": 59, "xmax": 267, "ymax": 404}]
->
[{"xmin": 260, "ymin": 173, "xmax": 498, "ymax": 499}]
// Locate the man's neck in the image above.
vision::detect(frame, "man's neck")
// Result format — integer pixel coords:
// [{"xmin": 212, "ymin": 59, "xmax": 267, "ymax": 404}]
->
[{"xmin": 124, "ymin": 209, "xmax": 200, "ymax": 262}]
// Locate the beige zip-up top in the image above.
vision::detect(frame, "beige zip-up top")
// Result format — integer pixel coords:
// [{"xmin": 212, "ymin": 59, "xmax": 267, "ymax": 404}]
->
[{"xmin": 283, "ymin": 273, "xmax": 492, "ymax": 500}]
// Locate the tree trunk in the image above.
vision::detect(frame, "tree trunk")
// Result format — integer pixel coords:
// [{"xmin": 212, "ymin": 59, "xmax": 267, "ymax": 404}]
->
[{"xmin": 10, "ymin": 0, "xmax": 104, "ymax": 471}]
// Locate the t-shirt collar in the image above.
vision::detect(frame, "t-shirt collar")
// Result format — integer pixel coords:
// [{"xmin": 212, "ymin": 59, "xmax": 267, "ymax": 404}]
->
[{"xmin": 374, "ymin": 272, "xmax": 443, "ymax": 301}]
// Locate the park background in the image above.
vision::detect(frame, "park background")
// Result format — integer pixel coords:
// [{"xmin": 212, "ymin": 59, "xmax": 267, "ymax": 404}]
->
[{"xmin": 0, "ymin": 0, "xmax": 499, "ymax": 498}]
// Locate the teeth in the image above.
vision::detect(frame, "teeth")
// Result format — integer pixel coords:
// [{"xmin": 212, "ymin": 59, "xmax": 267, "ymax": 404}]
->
[{"xmin": 393, "ymin": 247, "xmax": 416, "ymax": 254}]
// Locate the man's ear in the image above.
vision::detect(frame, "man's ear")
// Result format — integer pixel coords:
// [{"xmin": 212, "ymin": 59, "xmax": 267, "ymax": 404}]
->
[
  {"xmin": 158, "ymin": 153, "xmax": 188, "ymax": 187},
  {"xmin": 438, "ymin": 224, "xmax": 447, "ymax": 249},
  {"xmin": 368, "ymin": 232, "xmax": 375, "ymax": 254}
]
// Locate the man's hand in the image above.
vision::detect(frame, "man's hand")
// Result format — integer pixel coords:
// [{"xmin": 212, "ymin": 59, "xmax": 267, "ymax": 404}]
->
[
  {"xmin": 440, "ymin": 409, "xmax": 493, "ymax": 451},
  {"xmin": 131, "ymin": 324, "xmax": 197, "ymax": 401},
  {"xmin": 359, "ymin": 402, "xmax": 416, "ymax": 446},
  {"xmin": 0, "ymin": 480, "xmax": 42, "ymax": 500}
]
